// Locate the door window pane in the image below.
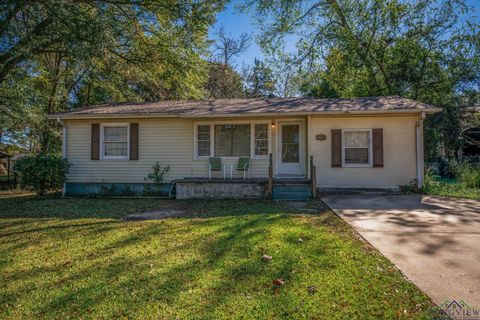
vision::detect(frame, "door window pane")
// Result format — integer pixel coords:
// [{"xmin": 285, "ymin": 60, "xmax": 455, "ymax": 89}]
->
[
  {"xmin": 214, "ymin": 124, "xmax": 251, "ymax": 156},
  {"xmin": 281, "ymin": 125, "xmax": 299, "ymax": 163}
]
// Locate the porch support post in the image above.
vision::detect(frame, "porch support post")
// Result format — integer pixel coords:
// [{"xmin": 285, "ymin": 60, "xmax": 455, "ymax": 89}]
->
[
  {"xmin": 267, "ymin": 153, "xmax": 273, "ymax": 198},
  {"xmin": 307, "ymin": 115, "xmax": 312, "ymax": 179},
  {"xmin": 310, "ymin": 156, "xmax": 317, "ymax": 199},
  {"xmin": 7, "ymin": 156, "xmax": 10, "ymax": 182}
]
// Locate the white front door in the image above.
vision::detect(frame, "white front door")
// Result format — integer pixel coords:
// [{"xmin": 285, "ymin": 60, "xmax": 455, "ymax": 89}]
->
[{"xmin": 277, "ymin": 121, "xmax": 305, "ymax": 176}]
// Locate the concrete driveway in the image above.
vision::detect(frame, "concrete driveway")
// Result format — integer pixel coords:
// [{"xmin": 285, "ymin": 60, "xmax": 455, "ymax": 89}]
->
[{"xmin": 322, "ymin": 195, "xmax": 480, "ymax": 309}]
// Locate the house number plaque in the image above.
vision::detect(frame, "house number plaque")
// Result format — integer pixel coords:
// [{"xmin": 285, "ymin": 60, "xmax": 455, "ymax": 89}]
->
[{"xmin": 316, "ymin": 134, "xmax": 327, "ymax": 141}]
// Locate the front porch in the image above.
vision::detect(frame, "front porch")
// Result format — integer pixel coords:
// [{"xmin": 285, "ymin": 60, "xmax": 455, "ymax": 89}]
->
[{"xmin": 175, "ymin": 156, "xmax": 316, "ymax": 200}]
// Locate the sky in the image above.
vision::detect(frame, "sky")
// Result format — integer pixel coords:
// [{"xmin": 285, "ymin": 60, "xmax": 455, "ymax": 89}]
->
[{"xmin": 210, "ymin": 0, "xmax": 480, "ymax": 69}]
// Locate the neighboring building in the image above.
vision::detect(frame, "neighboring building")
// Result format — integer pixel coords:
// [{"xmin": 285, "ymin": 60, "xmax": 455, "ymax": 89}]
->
[
  {"xmin": 0, "ymin": 151, "xmax": 12, "ymax": 175},
  {"xmin": 49, "ymin": 96, "xmax": 440, "ymax": 199}
]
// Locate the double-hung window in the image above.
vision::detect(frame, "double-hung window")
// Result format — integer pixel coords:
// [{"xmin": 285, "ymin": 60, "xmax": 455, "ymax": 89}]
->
[
  {"xmin": 197, "ymin": 125, "xmax": 211, "ymax": 157},
  {"xmin": 195, "ymin": 122, "xmax": 269, "ymax": 158},
  {"xmin": 101, "ymin": 124, "xmax": 129, "ymax": 159},
  {"xmin": 343, "ymin": 129, "xmax": 372, "ymax": 166}
]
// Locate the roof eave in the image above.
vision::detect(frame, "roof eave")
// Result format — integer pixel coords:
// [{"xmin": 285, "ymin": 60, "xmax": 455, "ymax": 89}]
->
[{"xmin": 47, "ymin": 108, "xmax": 441, "ymax": 120}]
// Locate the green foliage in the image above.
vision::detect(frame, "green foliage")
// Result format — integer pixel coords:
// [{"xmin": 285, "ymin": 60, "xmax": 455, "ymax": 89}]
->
[
  {"xmin": 1, "ymin": 0, "xmax": 226, "ymax": 152},
  {"xmin": 244, "ymin": 59, "xmax": 277, "ymax": 97},
  {"xmin": 205, "ymin": 63, "xmax": 245, "ymax": 98},
  {"xmin": 146, "ymin": 162, "xmax": 170, "ymax": 184},
  {"xmin": 13, "ymin": 155, "xmax": 70, "ymax": 196},
  {"xmin": 423, "ymin": 169, "xmax": 438, "ymax": 191},
  {"xmin": 457, "ymin": 162, "xmax": 480, "ymax": 188},
  {"xmin": 431, "ymin": 157, "xmax": 480, "ymax": 188},
  {"xmin": 424, "ymin": 171, "xmax": 480, "ymax": 200},
  {"xmin": 435, "ymin": 157, "xmax": 459, "ymax": 179},
  {"xmin": 243, "ymin": 0, "xmax": 480, "ymax": 160},
  {"xmin": 399, "ymin": 179, "xmax": 419, "ymax": 194}
]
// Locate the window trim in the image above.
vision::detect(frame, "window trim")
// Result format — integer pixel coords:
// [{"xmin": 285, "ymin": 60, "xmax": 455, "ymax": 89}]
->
[
  {"xmin": 341, "ymin": 128, "xmax": 373, "ymax": 168},
  {"xmin": 100, "ymin": 123, "xmax": 130, "ymax": 160},
  {"xmin": 194, "ymin": 120, "xmax": 271, "ymax": 160}
]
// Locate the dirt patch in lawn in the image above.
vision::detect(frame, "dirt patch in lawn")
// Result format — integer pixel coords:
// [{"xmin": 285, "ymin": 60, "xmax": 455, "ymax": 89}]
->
[
  {"xmin": 124, "ymin": 209, "xmax": 184, "ymax": 220},
  {"xmin": 124, "ymin": 199, "xmax": 330, "ymax": 221}
]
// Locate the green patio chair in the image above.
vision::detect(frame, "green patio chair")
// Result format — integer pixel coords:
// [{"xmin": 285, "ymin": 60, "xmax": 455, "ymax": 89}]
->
[
  {"xmin": 237, "ymin": 157, "xmax": 250, "ymax": 179},
  {"xmin": 208, "ymin": 157, "xmax": 221, "ymax": 179}
]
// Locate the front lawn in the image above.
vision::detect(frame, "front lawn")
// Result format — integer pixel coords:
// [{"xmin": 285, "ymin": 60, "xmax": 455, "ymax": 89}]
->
[{"xmin": 0, "ymin": 192, "xmax": 437, "ymax": 319}]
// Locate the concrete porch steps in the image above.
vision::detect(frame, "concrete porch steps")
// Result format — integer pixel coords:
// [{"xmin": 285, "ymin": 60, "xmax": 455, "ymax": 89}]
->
[{"xmin": 272, "ymin": 183, "xmax": 312, "ymax": 200}]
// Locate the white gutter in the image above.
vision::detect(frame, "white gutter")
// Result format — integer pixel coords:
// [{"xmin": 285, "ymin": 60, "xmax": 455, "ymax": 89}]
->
[
  {"xmin": 57, "ymin": 116, "xmax": 67, "ymax": 196},
  {"xmin": 416, "ymin": 112, "xmax": 426, "ymax": 190}
]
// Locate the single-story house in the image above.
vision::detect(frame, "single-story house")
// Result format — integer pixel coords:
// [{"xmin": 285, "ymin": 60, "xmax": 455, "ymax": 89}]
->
[{"xmin": 49, "ymin": 96, "xmax": 440, "ymax": 199}]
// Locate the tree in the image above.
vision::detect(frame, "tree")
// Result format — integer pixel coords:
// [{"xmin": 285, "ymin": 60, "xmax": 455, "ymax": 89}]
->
[
  {"xmin": 213, "ymin": 26, "xmax": 251, "ymax": 67},
  {"xmin": 205, "ymin": 26, "xmax": 251, "ymax": 99},
  {"xmin": 242, "ymin": 0, "xmax": 480, "ymax": 160},
  {"xmin": 244, "ymin": 59, "xmax": 276, "ymax": 97},
  {"xmin": 205, "ymin": 62, "xmax": 245, "ymax": 98},
  {"xmin": 0, "ymin": 0, "xmax": 226, "ymax": 153}
]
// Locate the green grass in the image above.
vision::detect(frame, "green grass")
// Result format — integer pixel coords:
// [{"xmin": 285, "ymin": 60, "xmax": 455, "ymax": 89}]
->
[
  {"xmin": 0, "ymin": 192, "xmax": 438, "ymax": 319},
  {"xmin": 424, "ymin": 175, "xmax": 480, "ymax": 200}
]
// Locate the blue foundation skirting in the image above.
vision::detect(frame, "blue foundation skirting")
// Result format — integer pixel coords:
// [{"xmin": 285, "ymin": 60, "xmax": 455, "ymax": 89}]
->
[{"xmin": 65, "ymin": 182, "xmax": 173, "ymax": 197}]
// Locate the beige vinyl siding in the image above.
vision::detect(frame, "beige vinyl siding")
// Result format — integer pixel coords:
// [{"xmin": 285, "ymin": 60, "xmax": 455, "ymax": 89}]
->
[
  {"xmin": 66, "ymin": 118, "xmax": 274, "ymax": 182},
  {"xmin": 66, "ymin": 114, "xmax": 419, "ymax": 188},
  {"xmin": 309, "ymin": 115, "xmax": 418, "ymax": 188}
]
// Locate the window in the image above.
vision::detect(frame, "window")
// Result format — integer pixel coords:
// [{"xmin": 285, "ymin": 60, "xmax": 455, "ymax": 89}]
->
[
  {"xmin": 343, "ymin": 129, "xmax": 371, "ymax": 166},
  {"xmin": 102, "ymin": 124, "xmax": 129, "ymax": 159},
  {"xmin": 254, "ymin": 124, "xmax": 268, "ymax": 156},
  {"xmin": 197, "ymin": 125, "xmax": 211, "ymax": 157},
  {"xmin": 194, "ymin": 122, "xmax": 270, "ymax": 158},
  {"xmin": 215, "ymin": 124, "xmax": 250, "ymax": 156}
]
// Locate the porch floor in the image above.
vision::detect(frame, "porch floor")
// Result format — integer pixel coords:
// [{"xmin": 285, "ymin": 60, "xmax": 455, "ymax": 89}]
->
[{"xmin": 175, "ymin": 178, "xmax": 310, "ymax": 184}]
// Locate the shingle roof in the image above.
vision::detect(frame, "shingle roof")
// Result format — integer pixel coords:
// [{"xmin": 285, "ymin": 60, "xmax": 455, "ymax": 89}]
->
[{"xmin": 51, "ymin": 96, "xmax": 440, "ymax": 119}]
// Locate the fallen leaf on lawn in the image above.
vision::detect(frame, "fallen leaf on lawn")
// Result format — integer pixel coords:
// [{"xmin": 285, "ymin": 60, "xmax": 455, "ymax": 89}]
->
[
  {"xmin": 262, "ymin": 254, "xmax": 272, "ymax": 261},
  {"xmin": 272, "ymin": 278, "xmax": 284, "ymax": 286}
]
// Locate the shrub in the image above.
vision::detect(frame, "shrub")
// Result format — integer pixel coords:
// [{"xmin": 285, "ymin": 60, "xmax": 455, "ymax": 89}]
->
[
  {"xmin": 423, "ymin": 169, "xmax": 439, "ymax": 191},
  {"xmin": 457, "ymin": 162, "xmax": 480, "ymax": 188},
  {"xmin": 436, "ymin": 157, "xmax": 458, "ymax": 179},
  {"xmin": 146, "ymin": 162, "xmax": 170, "ymax": 184},
  {"xmin": 14, "ymin": 155, "xmax": 71, "ymax": 196}
]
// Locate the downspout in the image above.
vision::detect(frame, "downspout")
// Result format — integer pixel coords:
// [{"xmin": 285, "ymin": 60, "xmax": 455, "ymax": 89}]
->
[
  {"xmin": 57, "ymin": 116, "xmax": 67, "ymax": 196},
  {"xmin": 307, "ymin": 115, "xmax": 312, "ymax": 179},
  {"xmin": 416, "ymin": 112, "xmax": 426, "ymax": 190}
]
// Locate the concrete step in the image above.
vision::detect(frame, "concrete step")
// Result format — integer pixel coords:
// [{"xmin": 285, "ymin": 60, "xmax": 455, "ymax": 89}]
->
[
  {"xmin": 273, "ymin": 185, "xmax": 312, "ymax": 193},
  {"xmin": 272, "ymin": 184, "xmax": 312, "ymax": 200},
  {"xmin": 272, "ymin": 192, "xmax": 312, "ymax": 200}
]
